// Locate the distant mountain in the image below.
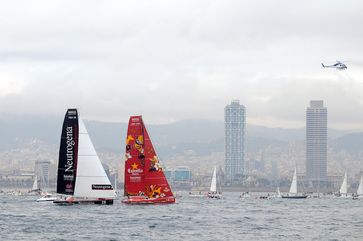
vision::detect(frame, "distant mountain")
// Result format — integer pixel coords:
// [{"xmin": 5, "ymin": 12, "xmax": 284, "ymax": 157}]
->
[
  {"xmin": 332, "ymin": 132, "xmax": 363, "ymax": 153},
  {"xmin": 0, "ymin": 115, "xmax": 355, "ymax": 157}
]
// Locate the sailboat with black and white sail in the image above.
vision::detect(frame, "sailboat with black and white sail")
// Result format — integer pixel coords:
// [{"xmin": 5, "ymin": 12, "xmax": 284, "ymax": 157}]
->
[
  {"xmin": 122, "ymin": 116, "xmax": 175, "ymax": 204},
  {"xmin": 53, "ymin": 109, "xmax": 115, "ymax": 205},
  {"xmin": 207, "ymin": 166, "xmax": 222, "ymax": 199},
  {"xmin": 282, "ymin": 168, "xmax": 307, "ymax": 199}
]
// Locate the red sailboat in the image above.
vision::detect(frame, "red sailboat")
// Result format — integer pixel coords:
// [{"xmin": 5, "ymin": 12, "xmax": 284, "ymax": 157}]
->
[{"xmin": 122, "ymin": 116, "xmax": 175, "ymax": 204}]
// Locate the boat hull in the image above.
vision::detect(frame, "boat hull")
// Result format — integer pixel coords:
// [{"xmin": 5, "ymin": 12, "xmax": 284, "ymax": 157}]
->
[
  {"xmin": 122, "ymin": 196, "xmax": 175, "ymax": 204},
  {"xmin": 207, "ymin": 193, "xmax": 222, "ymax": 199},
  {"xmin": 53, "ymin": 197, "xmax": 114, "ymax": 205},
  {"xmin": 282, "ymin": 195, "xmax": 308, "ymax": 199},
  {"xmin": 189, "ymin": 194, "xmax": 206, "ymax": 198},
  {"xmin": 37, "ymin": 197, "xmax": 57, "ymax": 202}
]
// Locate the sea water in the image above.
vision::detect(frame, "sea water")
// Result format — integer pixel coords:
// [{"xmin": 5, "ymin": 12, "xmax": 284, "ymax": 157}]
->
[{"xmin": 0, "ymin": 192, "xmax": 362, "ymax": 240}]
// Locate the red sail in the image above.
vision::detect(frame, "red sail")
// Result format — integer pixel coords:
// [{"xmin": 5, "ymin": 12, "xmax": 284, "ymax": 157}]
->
[{"xmin": 124, "ymin": 116, "xmax": 173, "ymax": 199}]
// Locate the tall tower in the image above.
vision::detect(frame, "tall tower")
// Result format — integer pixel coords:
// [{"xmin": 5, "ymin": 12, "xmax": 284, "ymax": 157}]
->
[
  {"xmin": 225, "ymin": 100, "xmax": 246, "ymax": 182},
  {"xmin": 35, "ymin": 160, "xmax": 51, "ymax": 188},
  {"xmin": 306, "ymin": 100, "xmax": 327, "ymax": 181}
]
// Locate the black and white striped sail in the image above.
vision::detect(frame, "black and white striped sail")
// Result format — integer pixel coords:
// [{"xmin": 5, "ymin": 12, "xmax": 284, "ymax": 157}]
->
[{"xmin": 57, "ymin": 109, "xmax": 115, "ymax": 199}]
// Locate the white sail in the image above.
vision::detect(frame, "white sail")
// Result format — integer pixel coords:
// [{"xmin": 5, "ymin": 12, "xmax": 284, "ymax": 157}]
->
[
  {"xmin": 277, "ymin": 186, "xmax": 282, "ymax": 197},
  {"xmin": 289, "ymin": 168, "xmax": 298, "ymax": 195},
  {"xmin": 339, "ymin": 172, "xmax": 347, "ymax": 195},
  {"xmin": 210, "ymin": 166, "xmax": 217, "ymax": 192},
  {"xmin": 32, "ymin": 176, "xmax": 38, "ymax": 190},
  {"xmin": 73, "ymin": 118, "xmax": 115, "ymax": 199},
  {"xmin": 357, "ymin": 176, "xmax": 363, "ymax": 196}
]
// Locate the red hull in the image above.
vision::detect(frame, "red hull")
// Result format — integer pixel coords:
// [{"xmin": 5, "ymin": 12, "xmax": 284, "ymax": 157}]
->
[{"xmin": 122, "ymin": 196, "xmax": 175, "ymax": 204}]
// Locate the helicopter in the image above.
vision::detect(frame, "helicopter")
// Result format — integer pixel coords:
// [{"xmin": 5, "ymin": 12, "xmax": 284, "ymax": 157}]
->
[{"xmin": 321, "ymin": 61, "xmax": 347, "ymax": 70}]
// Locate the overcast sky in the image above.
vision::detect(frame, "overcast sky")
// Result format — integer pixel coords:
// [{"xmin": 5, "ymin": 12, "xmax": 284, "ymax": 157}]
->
[{"xmin": 1, "ymin": 0, "xmax": 363, "ymax": 129}]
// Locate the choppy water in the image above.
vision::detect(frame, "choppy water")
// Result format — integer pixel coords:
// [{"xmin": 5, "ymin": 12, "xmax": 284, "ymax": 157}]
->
[{"xmin": 0, "ymin": 192, "xmax": 362, "ymax": 241}]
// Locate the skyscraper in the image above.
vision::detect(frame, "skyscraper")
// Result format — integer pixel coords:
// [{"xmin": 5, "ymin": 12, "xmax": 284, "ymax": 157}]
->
[
  {"xmin": 225, "ymin": 100, "xmax": 246, "ymax": 182},
  {"xmin": 35, "ymin": 160, "xmax": 51, "ymax": 188},
  {"xmin": 306, "ymin": 100, "xmax": 327, "ymax": 181}
]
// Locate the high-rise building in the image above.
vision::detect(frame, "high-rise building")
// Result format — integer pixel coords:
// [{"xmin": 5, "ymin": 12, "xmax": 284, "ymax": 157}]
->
[
  {"xmin": 306, "ymin": 100, "xmax": 327, "ymax": 181},
  {"xmin": 225, "ymin": 100, "xmax": 246, "ymax": 182},
  {"xmin": 35, "ymin": 160, "xmax": 51, "ymax": 188}
]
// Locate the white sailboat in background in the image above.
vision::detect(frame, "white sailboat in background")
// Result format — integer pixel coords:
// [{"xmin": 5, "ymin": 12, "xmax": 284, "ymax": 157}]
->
[
  {"xmin": 271, "ymin": 186, "xmax": 282, "ymax": 199},
  {"xmin": 54, "ymin": 109, "xmax": 116, "ymax": 205},
  {"xmin": 338, "ymin": 172, "xmax": 349, "ymax": 198},
  {"xmin": 207, "ymin": 166, "xmax": 222, "ymax": 199},
  {"xmin": 240, "ymin": 176, "xmax": 252, "ymax": 199},
  {"xmin": 28, "ymin": 176, "xmax": 41, "ymax": 195},
  {"xmin": 353, "ymin": 176, "xmax": 363, "ymax": 199},
  {"xmin": 282, "ymin": 168, "xmax": 307, "ymax": 199}
]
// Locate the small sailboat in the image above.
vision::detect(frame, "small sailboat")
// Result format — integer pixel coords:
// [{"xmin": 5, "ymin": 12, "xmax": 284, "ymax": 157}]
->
[
  {"xmin": 353, "ymin": 176, "xmax": 363, "ymax": 199},
  {"xmin": 337, "ymin": 172, "xmax": 349, "ymax": 198},
  {"xmin": 266, "ymin": 186, "xmax": 282, "ymax": 200},
  {"xmin": 122, "ymin": 116, "xmax": 175, "ymax": 204},
  {"xmin": 53, "ymin": 109, "xmax": 115, "ymax": 205},
  {"xmin": 276, "ymin": 186, "xmax": 282, "ymax": 198},
  {"xmin": 207, "ymin": 166, "xmax": 222, "ymax": 199},
  {"xmin": 28, "ymin": 176, "xmax": 41, "ymax": 195},
  {"xmin": 282, "ymin": 168, "xmax": 307, "ymax": 199}
]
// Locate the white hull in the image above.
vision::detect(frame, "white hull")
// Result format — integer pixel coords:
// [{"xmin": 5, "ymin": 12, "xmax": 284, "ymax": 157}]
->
[
  {"xmin": 240, "ymin": 193, "xmax": 251, "ymax": 199},
  {"xmin": 189, "ymin": 193, "xmax": 206, "ymax": 198},
  {"xmin": 54, "ymin": 196, "xmax": 114, "ymax": 205},
  {"xmin": 37, "ymin": 196, "xmax": 57, "ymax": 202}
]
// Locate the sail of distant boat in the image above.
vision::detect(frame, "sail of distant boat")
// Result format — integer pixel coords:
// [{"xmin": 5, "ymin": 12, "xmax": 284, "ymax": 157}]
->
[
  {"xmin": 276, "ymin": 186, "xmax": 282, "ymax": 198},
  {"xmin": 357, "ymin": 176, "xmax": 363, "ymax": 196},
  {"xmin": 339, "ymin": 172, "xmax": 348, "ymax": 195},
  {"xmin": 289, "ymin": 168, "xmax": 298, "ymax": 195},
  {"xmin": 210, "ymin": 166, "xmax": 217, "ymax": 192},
  {"xmin": 55, "ymin": 108, "xmax": 115, "ymax": 204},
  {"xmin": 123, "ymin": 116, "xmax": 175, "ymax": 204},
  {"xmin": 207, "ymin": 166, "xmax": 221, "ymax": 199},
  {"xmin": 32, "ymin": 176, "xmax": 39, "ymax": 191}
]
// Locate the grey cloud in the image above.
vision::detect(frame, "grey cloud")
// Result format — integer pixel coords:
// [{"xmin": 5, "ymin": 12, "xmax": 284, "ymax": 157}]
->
[{"xmin": 0, "ymin": 0, "xmax": 362, "ymax": 129}]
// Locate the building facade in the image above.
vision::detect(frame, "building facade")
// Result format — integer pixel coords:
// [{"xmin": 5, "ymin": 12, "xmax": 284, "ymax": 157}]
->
[
  {"xmin": 225, "ymin": 100, "xmax": 246, "ymax": 182},
  {"xmin": 34, "ymin": 160, "xmax": 51, "ymax": 188},
  {"xmin": 306, "ymin": 100, "xmax": 328, "ymax": 181}
]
